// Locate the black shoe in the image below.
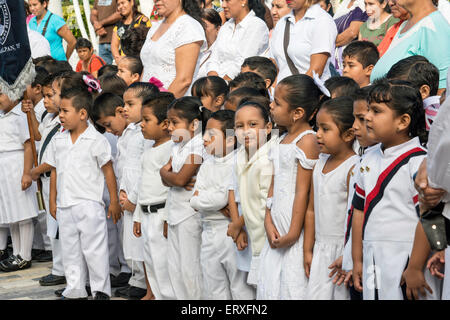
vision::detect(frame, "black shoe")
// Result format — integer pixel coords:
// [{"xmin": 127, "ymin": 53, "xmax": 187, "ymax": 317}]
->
[
  {"xmin": 115, "ymin": 285, "xmax": 146, "ymax": 300},
  {"xmin": 31, "ymin": 249, "xmax": 45, "ymax": 261},
  {"xmin": 54, "ymin": 286, "xmax": 92, "ymax": 297},
  {"xmin": 0, "ymin": 249, "xmax": 8, "ymax": 262},
  {"xmin": 94, "ymin": 292, "xmax": 110, "ymax": 300},
  {"xmin": 114, "ymin": 284, "xmax": 130, "ymax": 298},
  {"xmin": 60, "ymin": 296, "xmax": 88, "ymax": 300},
  {"xmin": 36, "ymin": 250, "xmax": 53, "ymax": 262},
  {"xmin": 110, "ymin": 272, "xmax": 131, "ymax": 288},
  {"xmin": 39, "ymin": 273, "xmax": 66, "ymax": 286},
  {"xmin": 0, "ymin": 255, "xmax": 31, "ymax": 272}
]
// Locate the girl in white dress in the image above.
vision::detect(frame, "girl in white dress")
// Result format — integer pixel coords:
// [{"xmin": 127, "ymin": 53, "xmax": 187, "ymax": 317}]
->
[
  {"xmin": 257, "ymin": 75, "xmax": 322, "ymax": 299},
  {"xmin": 304, "ymin": 97, "xmax": 359, "ymax": 299},
  {"xmin": 0, "ymin": 92, "xmax": 38, "ymax": 271}
]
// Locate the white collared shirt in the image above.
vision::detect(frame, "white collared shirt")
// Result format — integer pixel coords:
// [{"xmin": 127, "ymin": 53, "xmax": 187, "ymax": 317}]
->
[
  {"xmin": 190, "ymin": 150, "xmax": 235, "ymax": 221},
  {"xmin": 44, "ymin": 123, "xmax": 112, "ymax": 208},
  {"xmin": 166, "ymin": 133, "xmax": 205, "ymax": 225},
  {"xmin": 206, "ymin": 10, "xmax": 269, "ymax": 79},
  {"xmin": 38, "ymin": 113, "xmax": 61, "ymax": 165},
  {"xmin": 270, "ymin": 4, "xmax": 337, "ymax": 83},
  {"xmin": 0, "ymin": 103, "xmax": 30, "ymax": 152}
]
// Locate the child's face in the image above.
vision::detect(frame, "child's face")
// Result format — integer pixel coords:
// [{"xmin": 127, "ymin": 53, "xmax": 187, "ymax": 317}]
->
[
  {"xmin": 352, "ymin": 99, "xmax": 377, "ymax": 148},
  {"xmin": 117, "ymin": 60, "xmax": 139, "ymax": 86},
  {"xmin": 270, "ymin": 84, "xmax": 293, "ymax": 127},
  {"xmin": 319, "ymin": 0, "xmax": 331, "ymax": 11},
  {"xmin": 141, "ymin": 107, "xmax": 167, "ymax": 141},
  {"xmin": 59, "ymin": 98, "xmax": 87, "ymax": 131},
  {"xmin": 96, "ymin": 108, "xmax": 128, "ymax": 136},
  {"xmin": 343, "ymin": 56, "xmax": 372, "ymax": 88},
  {"xmin": 42, "ymin": 85, "xmax": 59, "ymax": 114},
  {"xmin": 316, "ymin": 108, "xmax": 352, "ymax": 154},
  {"xmin": 77, "ymin": 47, "xmax": 93, "ymax": 62},
  {"xmin": 0, "ymin": 92, "xmax": 16, "ymax": 112},
  {"xmin": 167, "ymin": 108, "xmax": 194, "ymax": 143},
  {"xmin": 235, "ymin": 106, "xmax": 271, "ymax": 154},
  {"xmin": 51, "ymin": 80, "xmax": 61, "ymax": 108},
  {"xmin": 365, "ymin": 102, "xmax": 405, "ymax": 147},
  {"xmin": 123, "ymin": 89, "xmax": 143, "ymax": 124},
  {"xmin": 203, "ymin": 118, "xmax": 228, "ymax": 157},
  {"xmin": 365, "ymin": 0, "xmax": 385, "ymax": 19}
]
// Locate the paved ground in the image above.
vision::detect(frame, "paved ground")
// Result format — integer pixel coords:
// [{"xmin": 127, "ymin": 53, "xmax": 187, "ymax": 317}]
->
[{"xmin": 0, "ymin": 260, "xmax": 125, "ymax": 300}]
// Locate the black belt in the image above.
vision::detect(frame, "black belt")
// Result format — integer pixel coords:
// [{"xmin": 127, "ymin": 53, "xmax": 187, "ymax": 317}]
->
[{"xmin": 141, "ymin": 202, "xmax": 166, "ymax": 214}]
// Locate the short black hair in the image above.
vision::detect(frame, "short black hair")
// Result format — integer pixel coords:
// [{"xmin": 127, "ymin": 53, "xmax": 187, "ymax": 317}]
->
[
  {"xmin": 202, "ymin": 8, "xmax": 222, "ymax": 28},
  {"xmin": 325, "ymin": 76, "xmax": 360, "ymax": 98},
  {"xmin": 142, "ymin": 92, "xmax": 175, "ymax": 124},
  {"xmin": 39, "ymin": 59, "xmax": 73, "ymax": 75},
  {"xmin": 33, "ymin": 55, "xmax": 54, "ymax": 67},
  {"xmin": 120, "ymin": 25, "xmax": 150, "ymax": 57},
  {"xmin": 32, "ymin": 66, "xmax": 50, "ymax": 87},
  {"xmin": 386, "ymin": 55, "xmax": 439, "ymax": 96},
  {"xmin": 210, "ymin": 109, "xmax": 236, "ymax": 136},
  {"xmin": 75, "ymin": 37, "xmax": 93, "ymax": 50},
  {"xmin": 225, "ymin": 87, "xmax": 267, "ymax": 109},
  {"xmin": 191, "ymin": 76, "xmax": 229, "ymax": 98},
  {"xmin": 229, "ymin": 72, "xmax": 269, "ymax": 99},
  {"xmin": 241, "ymin": 56, "xmax": 277, "ymax": 86},
  {"xmin": 97, "ymin": 64, "xmax": 118, "ymax": 78},
  {"xmin": 343, "ymin": 41, "xmax": 380, "ymax": 68},
  {"xmin": 121, "ymin": 56, "xmax": 143, "ymax": 75},
  {"xmin": 127, "ymin": 82, "xmax": 160, "ymax": 102},
  {"xmin": 99, "ymin": 73, "xmax": 128, "ymax": 96},
  {"xmin": 351, "ymin": 85, "xmax": 373, "ymax": 102},
  {"xmin": 60, "ymin": 87, "xmax": 93, "ymax": 115},
  {"xmin": 92, "ymin": 93, "xmax": 124, "ymax": 122}
]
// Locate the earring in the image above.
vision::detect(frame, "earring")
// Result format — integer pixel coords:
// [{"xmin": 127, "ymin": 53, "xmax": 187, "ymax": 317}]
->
[{"xmin": 242, "ymin": 3, "xmax": 245, "ymax": 6}]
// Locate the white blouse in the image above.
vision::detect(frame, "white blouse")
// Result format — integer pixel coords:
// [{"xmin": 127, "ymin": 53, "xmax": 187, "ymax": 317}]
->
[
  {"xmin": 0, "ymin": 103, "xmax": 30, "ymax": 153},
  {"xmin": 206, "ymin": 10, "xmax": 269, "ymax": 79},
  {"xmin": 140, "ymin": 14, "xmax": 206, "ymax": 93},
  {"xmin": 270, "ymin": 4, "xmax": 337, "ymax": 83}
]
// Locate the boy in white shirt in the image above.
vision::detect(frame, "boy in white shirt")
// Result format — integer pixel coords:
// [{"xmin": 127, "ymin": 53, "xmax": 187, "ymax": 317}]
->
[
  {"xmin": 46, "ymin": 85, "xmax": 121, "ymax": 300},
  {"xmin": 133, "ymin": 92, "xmax": 176, "ymax": 300}
]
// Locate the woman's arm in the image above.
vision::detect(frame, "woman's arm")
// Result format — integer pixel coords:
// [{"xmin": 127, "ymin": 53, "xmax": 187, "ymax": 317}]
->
[
  {"xmin": 305, "ymin": 52, "xmax": 331, "ymax": 78},
  {"xmin": 168, "ymin": 41, "xmax": 203, "ymax": 98},
  {"xmin": 160, "ymin": 154, "xmax": 202, "ymax": 187},
  {"xmin": 57, "ymin": 25, "xmax": 76, "ymax": 60},
  {"xmin": 335, "ymin": 21, "xmax": 364, "ymax": 47},
  {"xmin": 111, "ymin": 28, "xmax": 122, "ymax": 64}
]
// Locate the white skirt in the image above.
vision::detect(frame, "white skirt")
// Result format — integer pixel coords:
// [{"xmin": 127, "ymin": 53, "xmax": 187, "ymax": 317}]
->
[
  {"xmin": 122, "ymin": 209, "xmax": 144, "ymax": 261},
  {"xmin": 0, "ymin": 151, "xmax": 38, "ymax": 224}
]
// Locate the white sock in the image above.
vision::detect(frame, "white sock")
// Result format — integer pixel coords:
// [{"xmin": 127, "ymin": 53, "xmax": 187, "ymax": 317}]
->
[
  {"xmin": 0, "ymin": 227, "xmax": 8, "ymax": 250},
  {"xmin": 19, "ymin": 219, "xmax": 34, "ymax": 261},
  {"xmin": 9, "ymin": 223, "xmax": 20, "ymax": 257}
]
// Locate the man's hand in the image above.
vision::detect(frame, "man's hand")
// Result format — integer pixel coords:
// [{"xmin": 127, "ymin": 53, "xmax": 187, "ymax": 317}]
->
[
  {"xmin": 415, "ymin": 159, "xmax": 446, "ymax": 211},
  {"xmin": 21, "ymin": 99, "xmax": 34, "ymax": 113}
]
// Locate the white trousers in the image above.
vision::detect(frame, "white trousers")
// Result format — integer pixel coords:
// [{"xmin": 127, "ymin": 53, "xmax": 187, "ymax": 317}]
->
[
  {"xmin": 168, "ymin": 214, "xmax": 203, "ymax": 300},
  {"xmin": 50, "ymin": 237, "xmax": 64, "ymax": 276},
  {"xmin": 32, "ymin": 211, "xmax": 52, "ymax": 251},
  {"xmin": 106, "ymin": 206, "xmax": 130, "ymax": 276},
  {"xmin": 57, "ymin": 201, "xmax": 110, "ymax": 298},
  {"xmin": 201, "ymin": 219, "xmax": 255, "ymax": 300},
  {"xmin": 141, "ymin": 210, "xmax": 175, "ymax": 299}
]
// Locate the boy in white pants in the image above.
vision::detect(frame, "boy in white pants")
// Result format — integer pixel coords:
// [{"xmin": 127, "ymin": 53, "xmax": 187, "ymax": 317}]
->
[{"xmin": 46, "ymin": 84, "xmax": 121, "ymax": 300}]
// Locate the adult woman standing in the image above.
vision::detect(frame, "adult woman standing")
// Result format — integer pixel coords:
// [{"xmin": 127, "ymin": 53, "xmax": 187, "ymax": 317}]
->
[
  {"xmin": 112, "ymin": 0, "xmax": 151, "ymax": 65},
  {"xmin": 196, "ymin": 9, "xmax": 222, "ymax": 79},
  {"xmin": 28, "ymin": 0, "xmax": 76, "ymax": 61},
  {"xmin": 206, "ymin": 0, "xmax": 269, "ymax": 81},
  {"xmin": 371, "ymin": 0, "xmax": 450, "ymax": 94},
  {"xmin": 270, "ymin": 0, "xmax": 337, "ymax": 83},
  {"xmin": 140, "ymin": 0, "xmax": 206, "ymax": 98}
]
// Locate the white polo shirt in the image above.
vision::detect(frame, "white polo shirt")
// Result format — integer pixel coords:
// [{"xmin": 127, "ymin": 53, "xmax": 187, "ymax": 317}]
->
[
  {"xmin": 270, "ymin": 4, "xmax": 337, "ymax": 83},
  {"xmin": 44, "ymin": 123, "xmax": 112, "ymax": 208},
  {"xmin": 38, "ymin": 113, "xmax": 61, "ymax": 165},
  {"xmin": 0, "ymin": 103, "xmax": 30, "ymax": 152},
  {"xmin": 206, "ymin": 10, "xmax": 269, "ymax": 79}
]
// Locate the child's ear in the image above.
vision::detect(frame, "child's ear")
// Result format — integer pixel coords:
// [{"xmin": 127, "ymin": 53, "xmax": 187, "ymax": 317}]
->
[
  {"xmin": 131, "ymin": 73, "xmax": 140, "ymax": 84},
  {"xmin": 33, "ymin": 84, "xmax": 42, "ymax": 96},
  {"xmin": 397, "ymin": 113, "xmax": 411, "ymax": 133},
  {"xmin": 342, "ymin": 127, "xmax": 355, "ymax": 143},
  {"xmin": 419, "ymin": 84, "xmax": 431, "ymax": 100},
  {"xmin": 214, "ymin": 94, "xmax": 225, "ymax": 108},
  {"xmin": 191, "ymin": 119, "xmax": 200, "ymax": 132},
  {"xmin": 80, "ymin": 108, "xmax": 88, "ymax": 120},
  {"xmin": 264, "ymin": 78, "xmax": 272, "ymax": 90},
  {"xmin": 293, "ymin": 106, "xmax": 306, "ymax": 122},
  {"xmin": 265, "ymin": 121, "xmax": 273, "ymax": 135},
  {"xmin": 160, "ymin": 119, "xmax": 170, "ymax": 130},
  {"xmin": 364, "ymin": 64, "xmax": 374, "ymax": 77}
]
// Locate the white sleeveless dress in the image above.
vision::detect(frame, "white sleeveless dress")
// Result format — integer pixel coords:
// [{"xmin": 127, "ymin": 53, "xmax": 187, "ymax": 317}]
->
[
  {"xmin": 257, "ymin": 130, "xmax": 317, "ymax": 300},
  {"xmin": 306, "ymin": 153, "xmax": 359, "ymax": 300}
]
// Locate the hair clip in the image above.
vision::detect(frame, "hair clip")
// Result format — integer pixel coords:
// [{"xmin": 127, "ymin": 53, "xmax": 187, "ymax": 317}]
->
[
  {"xmin": 312, "ymin": 71, "xmax": 331, "ymax": 97},
  {"xmin": 199, "ymin": 105, "xmax": 204, "ymax": 112},
  {"xmin": 149, "ymin": 77, "xmax": 168, "ymax": 92},
  {"xmin": 82, "ymin": 74, "xmax": 102, "ymax": 93}
]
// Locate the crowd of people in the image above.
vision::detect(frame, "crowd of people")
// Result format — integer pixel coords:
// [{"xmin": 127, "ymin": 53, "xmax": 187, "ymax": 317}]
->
[{"xmin": 0, "ymin": 0, "xmax": 449, "ymax": 301}]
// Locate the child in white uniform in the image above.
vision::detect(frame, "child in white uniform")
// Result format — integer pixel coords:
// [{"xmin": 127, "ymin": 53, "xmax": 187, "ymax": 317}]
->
[
  {"xmin": 257, "ymin": 75, "xmax": 321, "ymax": 300},
  {"xmin": 160, "ymin": 97, "xmax": 210, "ymax": 300},
  {"xmin": 0, "ymin": 93, "xmax": 38, "ymax": 271},
  {"xmin": 45, "ymin": 83, "xmax": 121, "ymax": 300},
  {"xmin": 304, "ymin": 97, "xmax": 359, "ymax": 300},
  {"xmin": 132, "ymin": 92, "xmax": 176, "ymax": 300},
  {"xmin": 191, "ymin": 110, "xmax": 255, "ymax": 300},
  {"xmin": 352, "ymin": 79, "xmax": 440, "ymax": 300}
]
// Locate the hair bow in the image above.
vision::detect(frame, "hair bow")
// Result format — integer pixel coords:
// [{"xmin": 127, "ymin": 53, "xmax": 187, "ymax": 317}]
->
[
  {"xmin": 312, "ymin": 71, "xmax": 331, "ymax": 98},
  {"xmin": 149, "ymin": 77, "xmax": 168, "ymax": 92},
  {"xmin": 82, "ymin": 74, "xmax": 102, "ymax": 93}
]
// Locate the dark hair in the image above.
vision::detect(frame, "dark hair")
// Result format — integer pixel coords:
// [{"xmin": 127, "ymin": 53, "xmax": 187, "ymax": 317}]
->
[
  {"xmin": 75, "ymin": 37, "xmax": 93, "ymax": 50},
  {"xmin": 52, "ymin": 70, "xmax": 76, "ymax": 89},
  {"xmin": 351, "ymin": 85, "xmax": 373, "ymax": 102},
  {"xmin": 202, "ymin": 8, "xmax": 222, "ymax": 29},
  {"xmin": 238, "ymin": 95, "xmax": 270, "ymax": 114},
  {"xmin": 32, "ymin": 55, "xmax": 54, "ymax": 67},
  {"xmin": 210, "ymin": 110, "xmax": 236, "ymax": 136},
  {"xmin": 99, "ymin": 73, "xmax": 128, "ymax": 96},
  {"xmin": 386, "ymin": 55, "xmax": 439, "ymax": 97},
  {"xmin": 120, "ymin": 25, "xmax": 150, "ymax": 57},
  {"xmin": 320, "ymin": 0, "xmax": 334, "ymax": 15},
  {"xmin": 142, "ymin": 92, "xmax": 176, "ymax": 124},
  {"xmin": 229, "ymin": 72, "xmax": 269, "ymax": 99},
  {"xmin": 182, "ymin": 0, "xmax": 204, "ymax": 27},
  {"xmin": 60, "ymin": 85, "xmax": 93, "ymax": 115},
  {"xmin": 236, "ymin": 100, "xmax": 272, "ymax": 131},
  {"xmin": 120, "ymin": 56, "xmax": 143, "ymax": 75},
  {"xmin": 120, "ymin": 0, "xmax": 143, "ymax": 20},
  {"xmin": 248, "ymin": 0, "xmax": 267, "ymax": 21},
  {"xmin": 343, "ymin": 41, "xmax": 379, "ymax": 68},
  {"xmin": 126, "ymin": 82, "xmax": 160, "ymax": 102},
  {"xmin": 92, "ymin": 93, "xmax": 124, "ymax": 123},
  {"xmin": 31, "ymin": 66, "xmax": 50, "ymax": 87},
  {"xmin": 368, "ymin": 79, "xmax": 427, "ymax": 144},
  {"xmin": 168, "ymin": 96, "xmax": 212, "ymax": 133},
  {"xmin": 325, "ymin": 76, "xmax": 360, "ymax": 98},
  {"xmin": 277, "ymin": 74, "xmax": 323, "ymax": 121},
  {"xmin": 24, "ymin": 0, "xmax": 31, "ymax": 16},
  {"xmin": 319, "ymin": 97, "xmax": 355, "ymax": 135},
  {"xmin": 97, "ymin": 64, "xmax": 118, "ymax": 78},
  {"xmin": 191, "ymin": 76, "xmax": 229, "ymax": 99},
  {"xmin": 38, "ymin": 59, "xmax": 73, "ymax": 75},
  {"xmin": 242, "ymin": 56, "xmax": 277, "ymax": 87},
  {"xmin": 225, "ymin": 87, "xmax": 266, "ymax": 110}
]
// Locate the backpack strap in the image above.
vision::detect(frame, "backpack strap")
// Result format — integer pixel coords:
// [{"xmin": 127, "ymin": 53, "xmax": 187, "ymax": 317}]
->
[
  {"xmin": 41, "ymin": 110, "xmax": 48, "ymax": 123},
  {"xmin": 39, "ymin": 123, "xmax": 61, "ymax": 164},
  {"xmin": 41, "ymin": 12, "xmax": 53, "ymax": 37},
  {"xmin": 283, "ymin": 18, "xmax": 299, "ymax": 75}
]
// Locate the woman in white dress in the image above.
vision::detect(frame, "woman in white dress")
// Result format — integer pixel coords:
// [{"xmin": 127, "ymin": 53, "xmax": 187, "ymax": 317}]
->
[{"xmin": 140, "ymin": 0, "xmax": 206, "ymax": 97}]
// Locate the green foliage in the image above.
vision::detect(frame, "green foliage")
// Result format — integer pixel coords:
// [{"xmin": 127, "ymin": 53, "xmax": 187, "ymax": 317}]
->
[{"xmin": 61, "ymin": 1, "xmax": 94, "ymax": 39}]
